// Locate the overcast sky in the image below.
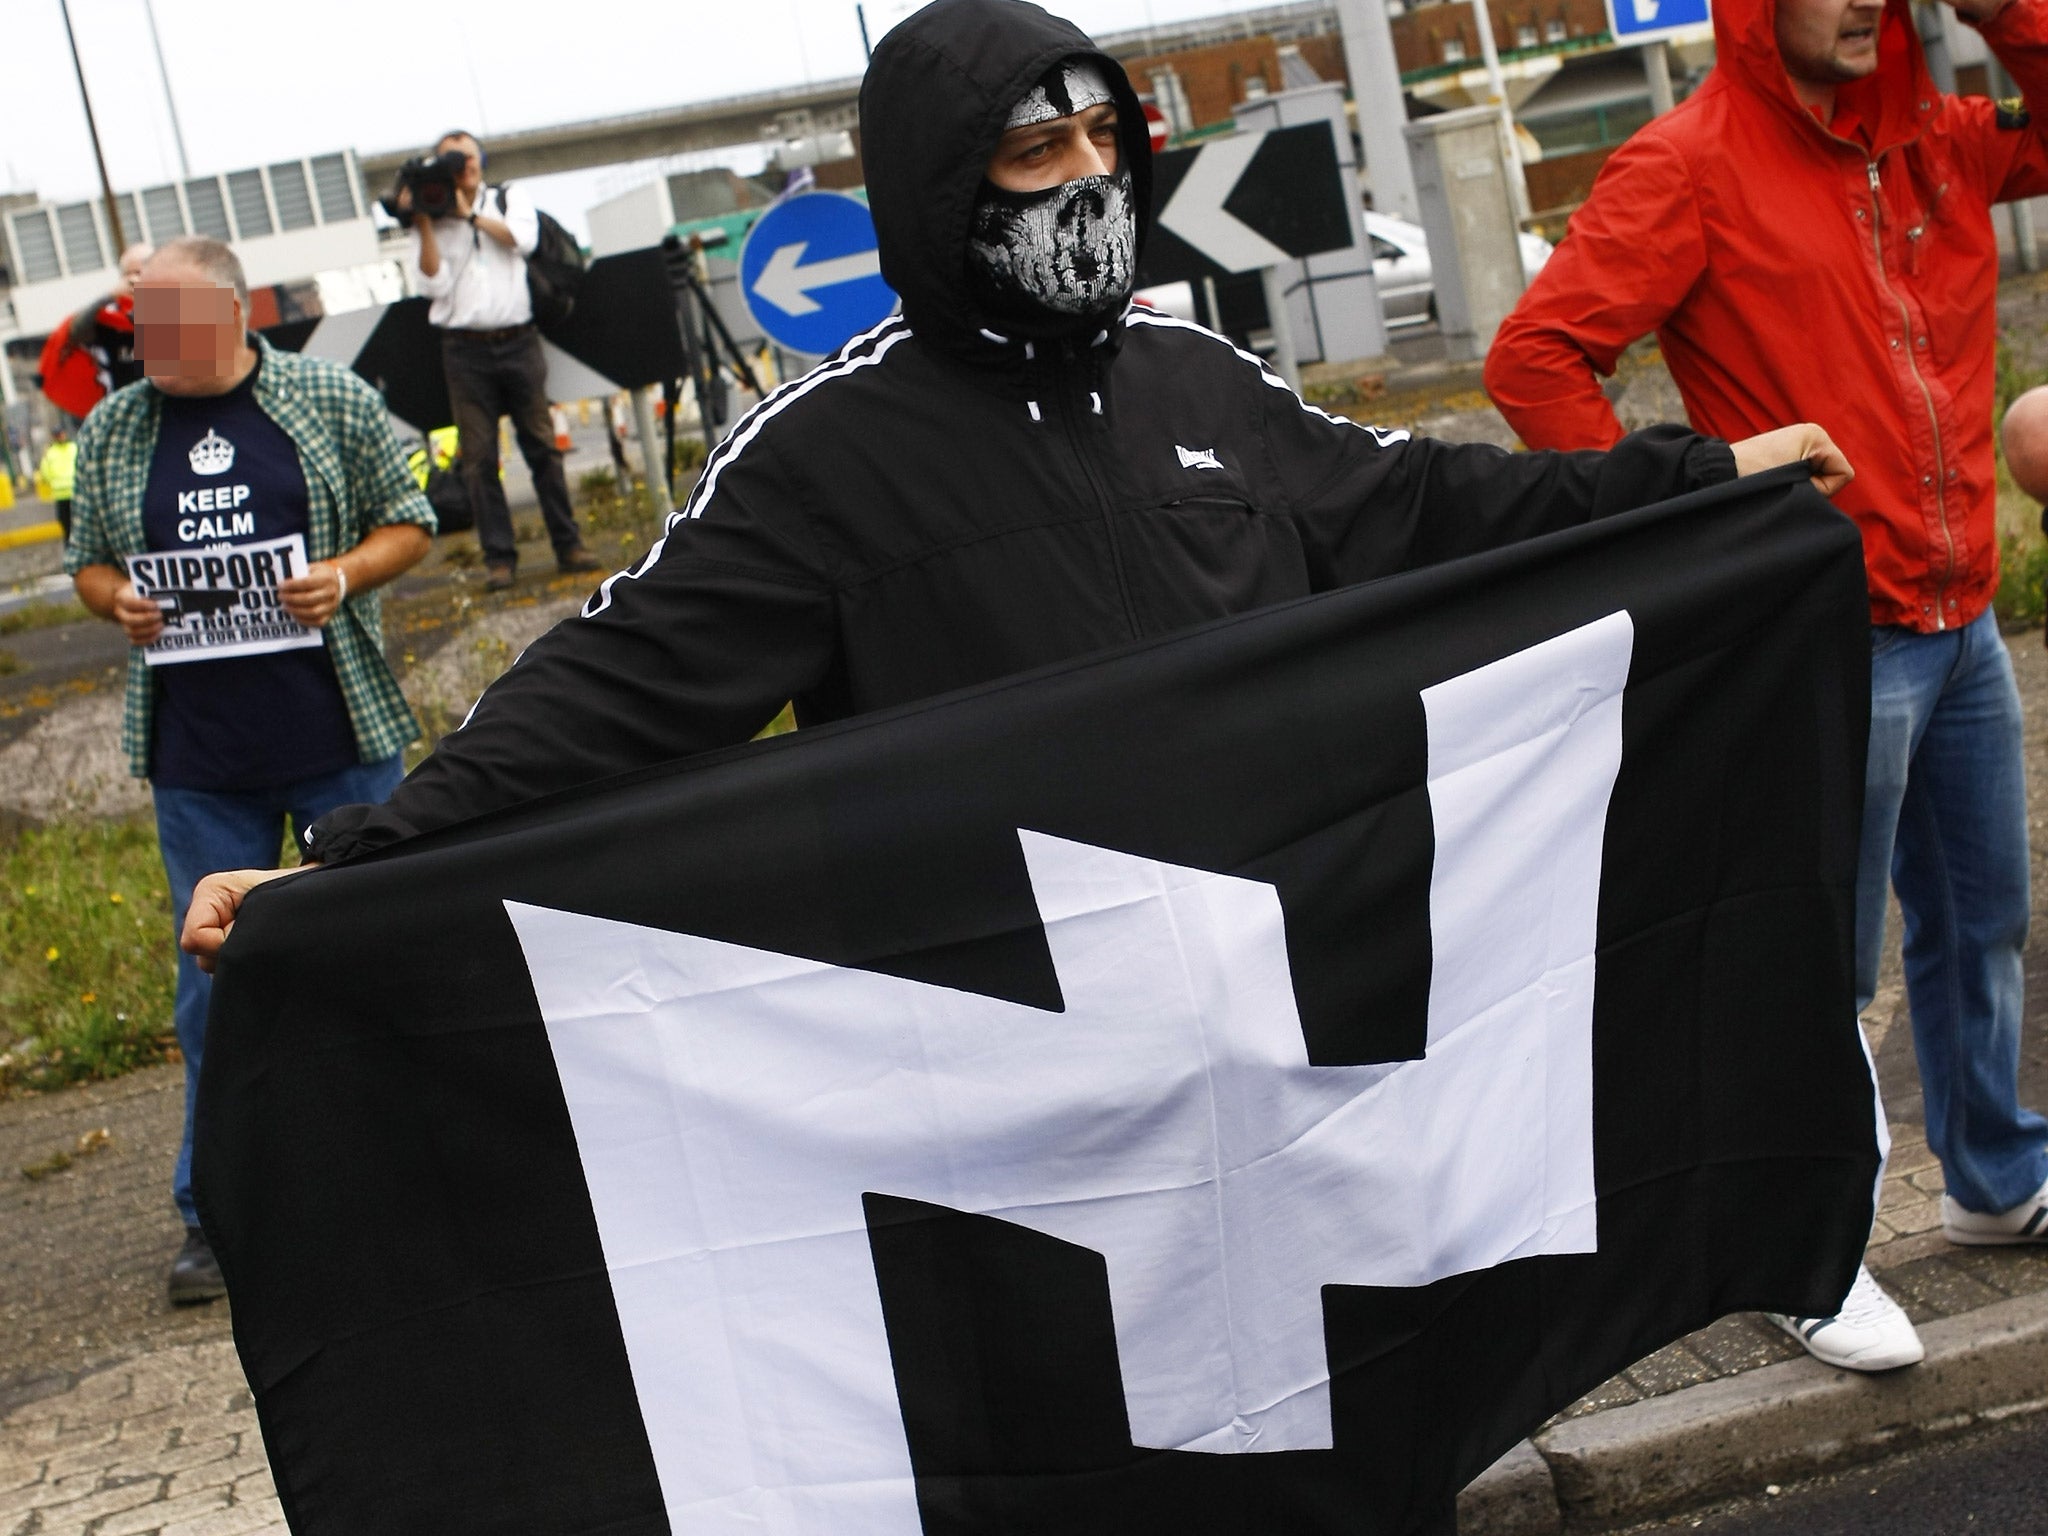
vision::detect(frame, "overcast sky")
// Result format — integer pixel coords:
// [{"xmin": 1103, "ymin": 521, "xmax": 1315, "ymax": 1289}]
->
[{"xmin": 11, "ymin": 0, "xmax": 1255, "ymax": 238}]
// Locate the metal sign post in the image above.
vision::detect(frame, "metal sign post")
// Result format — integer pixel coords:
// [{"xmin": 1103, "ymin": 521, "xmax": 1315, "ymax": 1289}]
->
[
  {"xmin": 1604, "ymin": 0, "xmax": 1707, "ymax": 122},
  {"xmin": 634, "ymin": 386, "xmax": 672, "ymax": 517},
  {"xmin": 1258, "ymin": 268, "xmax": 1301, "ymax": 391},
  {"xmin": 1466, "ymin": 0, "xmax": 1533, "ymax": 221}
]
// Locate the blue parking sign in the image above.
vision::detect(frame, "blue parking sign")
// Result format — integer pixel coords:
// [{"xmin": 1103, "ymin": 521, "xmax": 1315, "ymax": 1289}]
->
[
  {"xmin": 739, "ymin": 192, "xmax": 899, "ymax": 358},
  {"xmin": 1605, "ymin": 0, "xmax": 1711, "ymax": 43}
]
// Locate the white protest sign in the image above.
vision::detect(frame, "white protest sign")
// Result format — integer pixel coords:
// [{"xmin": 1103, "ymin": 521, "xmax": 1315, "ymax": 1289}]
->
[{"xmin": 126, "ymin": 532, "xmax": 324, "ymax": 667}]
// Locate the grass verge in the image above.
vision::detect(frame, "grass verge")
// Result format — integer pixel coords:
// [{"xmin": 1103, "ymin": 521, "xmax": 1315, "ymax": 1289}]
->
[
  {"xmin": 1997, "ymin": 535, "xmax": 2048, "ymax": 630},
  {"xmin": 0, "ymin": 600, "xmax": 90, "ymax": 638},
  {"xmin": 0, "ymin": 815, "xmax": 176, "ymax": 1097}
]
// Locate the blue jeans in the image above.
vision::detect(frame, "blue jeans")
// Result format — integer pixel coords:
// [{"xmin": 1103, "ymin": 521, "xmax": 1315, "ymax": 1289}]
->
[
  {"xmin": 1855, "ymin": 611, "xmax": 2048, "ymax": 1215},
  {"xmin": 154, "ymin": 756, "xmax": 405, "ymax": 1228}
]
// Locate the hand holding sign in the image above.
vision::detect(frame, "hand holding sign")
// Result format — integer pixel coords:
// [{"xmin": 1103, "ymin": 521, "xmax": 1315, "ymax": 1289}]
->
[
  {"xmin": 110, "ymin": 580, "xmax": 167, "ymax": 647},
  {"xmin": 280, "ymin": 560, "xmax": 350, "ymax": 630},
  {"xmin": 126, "ymin": 534, "xmax": 325, "ymax": 666}
]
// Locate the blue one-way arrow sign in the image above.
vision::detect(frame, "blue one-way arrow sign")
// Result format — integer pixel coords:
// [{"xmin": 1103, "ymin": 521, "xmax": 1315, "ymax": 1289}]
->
[
  {"xmin": 1604, "ymin": 0, "xmax": 1711, "ymax": 45},
  {"xmin": 739, "ymin": 191, "xmax": 899, "ymax": 357}
]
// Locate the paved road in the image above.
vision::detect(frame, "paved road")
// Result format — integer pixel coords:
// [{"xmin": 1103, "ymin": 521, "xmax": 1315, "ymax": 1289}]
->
[{"xmin": 1623, "ymin": 1413, "xmax": 2048, "ymax": 1534}]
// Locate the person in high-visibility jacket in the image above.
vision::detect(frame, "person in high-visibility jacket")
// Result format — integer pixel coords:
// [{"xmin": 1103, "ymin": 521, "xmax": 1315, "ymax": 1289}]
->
[
  {"xmin": 405, "ymin": 425, "xmax": 461, "ymax": 490},
  {"xmin": 38, "ymin": 431, "xmax": 78, "ymax": 537}
]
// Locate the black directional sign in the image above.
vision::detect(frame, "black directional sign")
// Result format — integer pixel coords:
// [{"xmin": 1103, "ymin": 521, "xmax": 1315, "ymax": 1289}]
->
[{"xmin": 1138, "ymin": 121, "xmax": 1355, "ymax": 288}]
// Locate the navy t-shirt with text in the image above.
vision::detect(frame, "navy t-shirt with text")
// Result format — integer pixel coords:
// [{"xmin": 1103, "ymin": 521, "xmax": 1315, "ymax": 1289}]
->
[{"xmin": 143, "ymin": 358, "xmax": 361, "ymax": 790}]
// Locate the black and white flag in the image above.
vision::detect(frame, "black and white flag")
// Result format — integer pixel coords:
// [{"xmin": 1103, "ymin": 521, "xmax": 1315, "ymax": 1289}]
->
[{"xmin": 200, "ymin": 468, "xmax": 1882, "ymax": 1536}]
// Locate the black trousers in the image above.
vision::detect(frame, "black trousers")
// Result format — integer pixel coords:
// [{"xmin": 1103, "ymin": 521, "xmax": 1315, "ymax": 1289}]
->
[{"xmin": 439, "ymin": 326, "xmax": 582, "ymax": 570}]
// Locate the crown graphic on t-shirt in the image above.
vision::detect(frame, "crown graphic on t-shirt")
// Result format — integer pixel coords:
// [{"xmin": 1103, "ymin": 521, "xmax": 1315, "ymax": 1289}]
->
[{"xmin": 189, "ymin": 429, "xmax": 235, "ymax": 476}]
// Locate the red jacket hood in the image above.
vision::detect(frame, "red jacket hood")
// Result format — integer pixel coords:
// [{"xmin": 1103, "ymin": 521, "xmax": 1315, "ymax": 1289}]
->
[
  {"xmin": 1712, "ymin": 0, "xmax": 1940, "ymax": 154},
  {"xmin": 1490, "ymin": 0, "xmax": 2048, "ymax": 633}
]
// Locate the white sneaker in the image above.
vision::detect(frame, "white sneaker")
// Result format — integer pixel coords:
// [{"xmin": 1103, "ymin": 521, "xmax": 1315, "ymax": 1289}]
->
[
  {"xmin": 1769, "ymin": 1264, "xmax": 1924, "ymax": 1371},
  {"xmin": 1943, "ymin": 1173, "xmax": 2048, "ymax": 1245}
]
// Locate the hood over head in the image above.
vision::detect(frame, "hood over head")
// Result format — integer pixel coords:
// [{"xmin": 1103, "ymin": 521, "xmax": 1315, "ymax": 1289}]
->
[
  {"xmin": 860, "ymin": 0, "xmax": 1154, "ymax": 355},
  {"xmin": 1710, "ymin": 0, "xmax": 1938, "ymax": 152}
]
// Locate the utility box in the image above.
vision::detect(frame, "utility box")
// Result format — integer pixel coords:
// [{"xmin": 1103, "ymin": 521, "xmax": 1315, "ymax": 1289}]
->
[
  {"xmin": 1233, "ymin": 82, "xmax": 1387, "ymax": 369},
  {"xmin": 1402, "ymin": 106, "xmax": 1526, "ymax": 364}
]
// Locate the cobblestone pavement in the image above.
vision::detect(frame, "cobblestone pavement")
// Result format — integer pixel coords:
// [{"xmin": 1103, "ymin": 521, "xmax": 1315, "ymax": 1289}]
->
[
  {"xmin": 1, "ymin": 1068, "xmax": 228, "ymax": 1411},
  {"xmin": 1, "ymin": 1068, "xmax": 268, "ymax": 1534},
  {"xmin": 0, "ymin": 1342, "xmax": 281, "ymax": 1536}
]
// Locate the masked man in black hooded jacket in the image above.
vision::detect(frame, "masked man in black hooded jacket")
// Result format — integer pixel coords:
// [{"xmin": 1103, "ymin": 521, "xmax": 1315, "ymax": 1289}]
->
[{"xmin": 185, "ymin": 0, "xmax": 1846, "ymax": 953}]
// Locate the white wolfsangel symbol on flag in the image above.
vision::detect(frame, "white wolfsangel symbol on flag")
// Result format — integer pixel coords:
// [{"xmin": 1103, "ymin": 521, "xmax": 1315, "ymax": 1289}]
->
[
  {"xmin": 189, "ymin": 429, "xmax": 235, "ymax": 476},
  {"xmin": 510, "ymin": 610, "xmax": 1634, "ymax": 1536}
]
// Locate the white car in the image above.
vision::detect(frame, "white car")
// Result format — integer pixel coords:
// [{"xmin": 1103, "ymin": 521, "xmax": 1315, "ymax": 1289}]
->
[
  {"xmin": 1136, "ymin": 212, "xmax": 1553, "ymax": 333},
  {"xmin": 1367, "ymin": 210, "xmax": 1554, "ymax": 330}
]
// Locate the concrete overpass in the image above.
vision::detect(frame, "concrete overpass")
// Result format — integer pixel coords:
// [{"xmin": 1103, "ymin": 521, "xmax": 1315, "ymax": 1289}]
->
[{"xmin": 359, "ymin": 0, "xmax": 1335, "ymax": 193}]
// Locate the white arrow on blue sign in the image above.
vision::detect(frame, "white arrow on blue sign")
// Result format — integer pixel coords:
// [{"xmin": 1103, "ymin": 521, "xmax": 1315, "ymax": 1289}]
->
[
  {"xmin": 1604, "ymin": 0, "xmax": 1711, "ymax": 45},
  {"xmin": 739, "ymin": 191, "xmax": 899, "ymax": 357}
]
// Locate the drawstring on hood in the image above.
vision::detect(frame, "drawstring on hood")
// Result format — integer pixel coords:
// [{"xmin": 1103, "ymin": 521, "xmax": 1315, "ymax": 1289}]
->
[{"xmin": 859, "ymin": 0, "xmax": 1154, "ymax": 359}]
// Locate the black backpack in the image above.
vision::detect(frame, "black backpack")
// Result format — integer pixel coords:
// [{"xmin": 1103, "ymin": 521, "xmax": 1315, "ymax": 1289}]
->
[
  {"xmin": 494, "ymin": 183, "xmax": 586, "ymax": 329},
  {"xmin": 423, "ymin": 458, "xmax": 474, "ymax": 533},
  {"xmin": 406, "ymin": 438, "xmax": 475, "ymax": 533}
]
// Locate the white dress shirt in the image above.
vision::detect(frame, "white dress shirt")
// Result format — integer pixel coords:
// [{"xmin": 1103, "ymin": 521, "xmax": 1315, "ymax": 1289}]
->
[{"xmin": 409, "ymin": 183, "xmax": 540, "ymax": 331}]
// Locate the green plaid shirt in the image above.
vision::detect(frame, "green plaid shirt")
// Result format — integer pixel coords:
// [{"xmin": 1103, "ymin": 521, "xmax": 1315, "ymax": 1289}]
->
[{"xmin": 66, "ymin": 338, "xmax": 437, "ymax": 780}]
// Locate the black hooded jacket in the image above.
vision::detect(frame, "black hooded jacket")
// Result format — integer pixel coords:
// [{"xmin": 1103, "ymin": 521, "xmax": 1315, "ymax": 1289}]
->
[{"xmin": 307, "ymin": 0, "xmax": 1735, "ymax": 863}]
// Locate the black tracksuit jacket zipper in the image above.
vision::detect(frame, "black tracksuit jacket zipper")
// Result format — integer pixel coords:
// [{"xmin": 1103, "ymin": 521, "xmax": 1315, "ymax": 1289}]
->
[{"xmin": 1052, "ymin": 355, "xmax": 1140, "ymax": 637}]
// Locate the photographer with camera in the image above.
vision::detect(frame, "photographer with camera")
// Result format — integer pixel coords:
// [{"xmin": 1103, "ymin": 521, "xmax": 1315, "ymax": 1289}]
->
[{"xmin": 397, "ymin": 131, "xmax": 598, "ymax": 591}]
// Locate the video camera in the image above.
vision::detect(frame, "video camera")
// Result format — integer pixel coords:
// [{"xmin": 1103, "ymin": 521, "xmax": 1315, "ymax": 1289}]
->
[{"xmin": 378, "ymin": 149, "xmax": 469, "ymax": 227}]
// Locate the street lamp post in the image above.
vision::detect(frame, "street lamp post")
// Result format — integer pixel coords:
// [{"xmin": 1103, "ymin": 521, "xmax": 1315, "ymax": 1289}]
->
[
  {"xmin": 1332, "ymin": 0, "xmax": 1421, "ymax": 222},
  {"xmin": 57, "ymin": 0, "xmax": 129, "ymax": 255},
  {"xmin": 142, "ymin": 0, "xmax": 192, "ymax": 180},
  {"xmin": 1466, "ymin": 0, "xmax": 1533, "ymax": 220}
]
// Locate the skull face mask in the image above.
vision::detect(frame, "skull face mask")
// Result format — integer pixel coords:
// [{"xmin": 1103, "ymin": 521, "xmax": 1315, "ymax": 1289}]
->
[{"xmin": 967, "ymin": 59, "xmax": 1137, "ymax": 329}]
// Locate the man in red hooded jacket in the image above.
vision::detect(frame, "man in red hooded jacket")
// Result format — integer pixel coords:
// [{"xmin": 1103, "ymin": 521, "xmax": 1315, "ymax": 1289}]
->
[{"xmin": 1487, "ymin": 0, "xmax": 2048, "ymax": 1373}]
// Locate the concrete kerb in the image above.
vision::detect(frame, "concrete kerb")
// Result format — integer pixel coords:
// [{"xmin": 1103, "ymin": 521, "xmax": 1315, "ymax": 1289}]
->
[
  {"xmin": 1456, "ymin": 1289, "xmax": 2048, "ymax": 1533},
  {"xmin": 1459, "ymin": 1439, "xmax": 1565, "ymax": 1533}
]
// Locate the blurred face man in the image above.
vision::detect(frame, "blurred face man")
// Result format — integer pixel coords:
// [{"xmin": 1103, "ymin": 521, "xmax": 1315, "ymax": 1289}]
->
[
  {"xmin": 134, "ymin": 255, "xmax": 253, "ymax": 398},
  {"xmin": 968, "ymin": 58, "xmax": 1135, "ymax": 324},
  {"xmin": 1775, "ymin": 0, "xmax": 1885, "ymax": 101},
  {"xmin": 436, "ymin": 131, "xmax": 486, "ymax": 211},
  {"xmin": 116, "ymin": 242, "xmax": 154, "ymax": 296},
  {"xmin": 2003, "ymin": 385, "xmax": 2048, "ymax": 502}
]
